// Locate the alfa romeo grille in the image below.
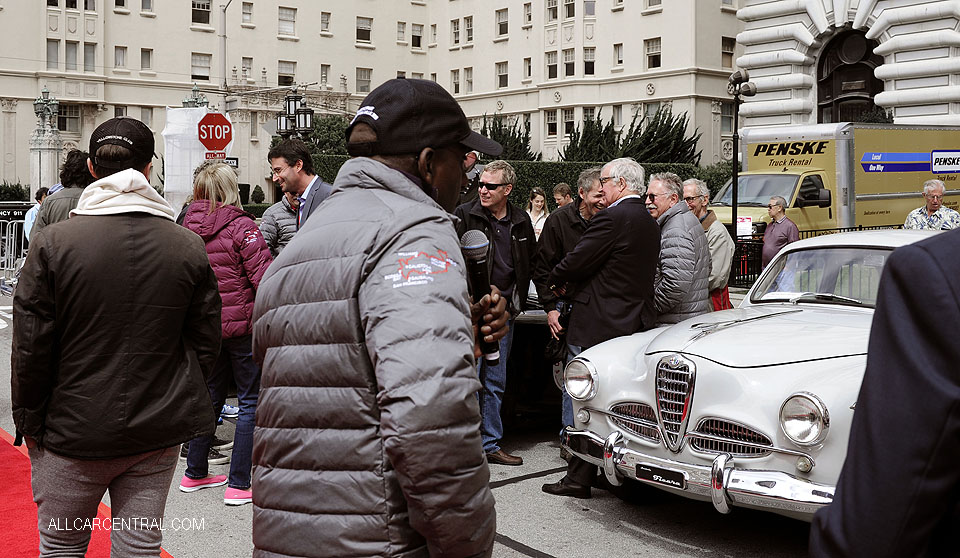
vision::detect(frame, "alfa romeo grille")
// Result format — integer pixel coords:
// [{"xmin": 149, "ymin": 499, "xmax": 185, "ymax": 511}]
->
[
  {"xmin": 656, "ymin": 355, "xmax": 696, "ymax": 452},
  {"xmin": 690, "ymin": 418, "xmax": 773, "ymax": 457},
  {"xmin": 609, "ymin": 402, "xmax": 661, "ymax": 442}
]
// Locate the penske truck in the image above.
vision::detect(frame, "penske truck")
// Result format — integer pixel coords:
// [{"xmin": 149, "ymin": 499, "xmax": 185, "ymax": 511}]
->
[{"xmin": 711, "ymin": 123, "xmax": 960, "ymax": 235}]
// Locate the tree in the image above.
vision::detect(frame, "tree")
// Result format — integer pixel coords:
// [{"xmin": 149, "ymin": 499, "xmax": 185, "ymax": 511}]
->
[
  {"xmin": 251, "ymin": 185, "xmax": 265, "ymax": 203},
  {"xmin": 619, "ymin": 107, "xmax": 702, "ymax": 165},
  {"xmin": 270, "ymin": 114, "xmax": 350, "ymax": 156},
  {"xmin": 480, "ymin": 114, "xmax": 540, "ymax": 161},
  {"xmin": 560, "ymin": 111, "xmax": 620, "ymax": 162}
]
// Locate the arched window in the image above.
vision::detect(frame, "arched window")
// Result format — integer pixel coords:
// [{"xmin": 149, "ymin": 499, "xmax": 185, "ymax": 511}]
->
[{"xmin": 817, "ymin": 30, "xmax": 884, "ymax": 123}]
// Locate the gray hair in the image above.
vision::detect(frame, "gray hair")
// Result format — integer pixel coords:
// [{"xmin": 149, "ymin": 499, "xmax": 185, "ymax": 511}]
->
[
  {"xmin": 649, "ymin": 172, "xmax": 683, "ymax": 197},
  {"xmin": 602, "ymin": 157, "xmax": 646, "ymax": 193},
  {"xmin": 577, "ymin": 167, "xmax": 602, "ymax": 196},
  {"xmin": 923, "ymin": 179, "xmax": 945, "ymax": 195},
  {"xmin": 483, "ymin": 159, "xmax": 517, "ymax": 186},
  {"xmin": 682, "ymin": 178, "xmax": 709, "ymax": 198},
  {"xmin": 770, "ymin": 196, "xmax": 788, "ymax": 209}
]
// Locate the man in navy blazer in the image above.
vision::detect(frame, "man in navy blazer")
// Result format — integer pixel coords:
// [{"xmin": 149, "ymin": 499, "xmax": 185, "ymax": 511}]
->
[
  {"xmin": 809, "ymin": 228, "xmax": 960, "ymax": 556},
  {"xmin": 542, "ymin": 157, "xmax": 660, "ymax": 499},
  {"xmin": 268, "ymin": 139, "xmax": 332, "ymax": 229}
]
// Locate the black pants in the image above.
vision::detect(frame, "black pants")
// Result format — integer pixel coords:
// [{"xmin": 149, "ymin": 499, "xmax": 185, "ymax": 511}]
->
[{"xmin": 566, "ymin": 456, "xmax": 596, "ymax": 486}]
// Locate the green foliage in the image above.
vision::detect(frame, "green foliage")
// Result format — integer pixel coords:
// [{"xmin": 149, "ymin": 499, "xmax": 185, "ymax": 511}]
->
[
  {"xmin": 854, "ymin": 107, "xmax": 895, "ymax": 124},
  {"xmin": 314, "ymin": 154, "xmax": 349, "ymax": 184},
  {"xmin": 619, "ymin": 108, "xmax": 702, "ymax": 165},
  {"xmin": 304, "ymin": 114, "xmax": 350, "ymax": 155},
  {"xmin": 695, "ymin": 160, "xmax": 735, "ymax": 199},
  {"xmin": 0, "ymin": 181, "xmax": 29, "ymax": 201},
  {"xmin": 251, "ymin": 185, "xmax": 265, "ymax": 204},
  {"xmin": 560, "ymin": 111, "xmax": 620, "ymax": 162},
  {"xmin": 245, "ymin": 203, "xmax": 271, "ymax": 218},
  {"xmin": 480, "ymin": 114, "xmax": 540, "ymax": 161}
]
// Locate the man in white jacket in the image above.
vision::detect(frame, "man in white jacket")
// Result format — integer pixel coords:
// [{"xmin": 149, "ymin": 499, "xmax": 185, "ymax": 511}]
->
[{"xmin": 683, "ymin": 178, "xmax": 735, "ymax": 310}]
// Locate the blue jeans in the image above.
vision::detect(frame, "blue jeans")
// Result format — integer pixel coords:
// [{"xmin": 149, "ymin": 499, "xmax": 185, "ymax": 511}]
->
[
  {"xmin": 477, "ymin": 319, "xmax": 515, "ymax": 454},
  {"xmin": 186, "ymin": 334, "xmax": 260, "ymax": 490},
  {"xmin": 561, "ymin": 344, "xmax": 583, "ymax": 429}
]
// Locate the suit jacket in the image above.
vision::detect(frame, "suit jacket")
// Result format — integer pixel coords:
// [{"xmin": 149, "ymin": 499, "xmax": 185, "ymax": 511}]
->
[
  {"xmin": 549, "ymin": 197, "xmax": 659, "ymax": 349},
  {"xmin": 297, "ymin": 176, "xmax": 333, "ymax": 230},
  {"xmin": 809, "ymin": 229, "xmax": 960, "ymax": 557}
]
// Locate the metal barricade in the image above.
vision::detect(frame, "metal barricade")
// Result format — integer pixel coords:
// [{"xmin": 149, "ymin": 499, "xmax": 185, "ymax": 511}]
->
[{"xmin": 1, "ymin": 219, "xmax": 27, "ymax": 278}]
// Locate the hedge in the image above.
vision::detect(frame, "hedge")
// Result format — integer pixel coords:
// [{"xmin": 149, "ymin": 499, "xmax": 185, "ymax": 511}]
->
[
  {"xmin": 245, "ymin": 203, "xmax": 271, "ymax": 219},
  {"xmin": 0, "ymin": 181, "xmax": 29, "ymax": 202}
]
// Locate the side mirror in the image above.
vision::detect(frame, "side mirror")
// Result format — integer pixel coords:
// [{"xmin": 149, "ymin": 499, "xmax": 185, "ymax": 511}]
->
[{"xmin": 817, "ymin": 188, "xmax": 831, "ymax": 208}]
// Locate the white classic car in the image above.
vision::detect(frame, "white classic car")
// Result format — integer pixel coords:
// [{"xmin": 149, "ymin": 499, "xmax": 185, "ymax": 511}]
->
[{"xmin": 560, "ymin": 230, "xmax": 936, "ymax": 521}]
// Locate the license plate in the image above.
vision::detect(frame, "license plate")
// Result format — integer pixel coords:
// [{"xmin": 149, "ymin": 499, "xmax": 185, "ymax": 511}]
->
[{"xmin": 636, "ymin": 463, "xmax": 686, "ymax": 490}]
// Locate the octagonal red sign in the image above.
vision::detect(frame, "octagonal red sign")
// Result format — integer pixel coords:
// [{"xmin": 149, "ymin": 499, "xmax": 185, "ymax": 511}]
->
[{"xmin": 198, "ymin": 112, "xmax": 232, "ymax": 151}]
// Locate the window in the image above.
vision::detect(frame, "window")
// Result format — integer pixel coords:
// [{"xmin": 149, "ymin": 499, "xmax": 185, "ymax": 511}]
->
[
  {"xmin": 465, "ymin": 67, "xmax": 473, "ymax": 92},
  {"xmin": 241, "ymin": 2, "xmax": 252, "ymax": 23},
  {"xmin": 140, "ymin": 106, "xmax": 152, "ymax": 128},
  {"xmin": 356, "ymin": 67, "xmax": 372, "ymax": 92},
  {"xmin": 412, "ymin": 24, "xmax": 423, "ymax": 48},
  {"xmin": 412, "ymin": 72, "xmax": 423, "ymax": 79},
  {"xmin": 614, "ymin": 0, "xmax": 623, "ymax": 5},
  {"xmin": 451, "ymin": 69, "xmax": 460, "ymax": 94},
  {"xmin": 614, "ymin": 43, "xmax": 623, "ymax": 65},
  {"xmin": 114, "ymin": 45, "xmax": 127, "ymax": 68},
  {"xmin": 722, "ymin": 37, "xmax": 735, "ymax": 68},
  {"xmin": 250, "ymin": 110, "xmax": 258, "ymax": 138},
  {"xmin": 115, "ymin": 0, "xmax": 124, "ymax": 6},
  {"xmin": 546, "ymin": 51, "xmax": 558, "ymax": 79},
  {"xmin": 546, "ymin": 110, "xmax": 557, "ymax": 136},
  {"xmin": 356, "ymin": 17, "xmax": 372, "ymax": 42},
  {"xmin": 321, "ymin": 12, "xmax": 330, "ymax": 32},
  {"xmin": 431, "ymin": 24, "xmax": 437, "ymax": 43},
  {"xmin": 644, "ymin": 101, "xmax": 661, "ymax": 126},
  {"xmin": 464, "ymin": 16, "xmax": 473, "ymax": 43},
  {"xmin": 645, "ymin": 37, "xmax": 661, "ymax": 69},
  {"xmin": 66, "ymin": 0, "xmax": 77, "ymax": 8},
  {"xmin": 563, "ymin": 108, "xmax": 575, "ymax": 134},
  {"xmin": 85, "ymin": 0, "xmax": 96, "ymax": 10},
  {"xmin": 141, "ymin": 0, "xmax": 151, "ymax": 10},
  {"xmin": 563, "ymin": 48, "xmax": 575, "ymax": 77},
  {"xmin": 584, "ymin": 47, "xmax": 595, "ymax": 75},
  {"xmin": 430, "ymin": 73, "xmax": 437, "ymax": 81},
  {"xmin": 278, "ymin": 60, "xmax": 296, "ymax": 86},
  {"xmin": 114, "ymin": 105, "xmax": 126, "ymax": 118},
  {"xmin": 191, "ymin": 52, "xmax": 211, "ymax": 80},
  {"xmin": 83, "ymin": 43, "xmax": 95, "ymax": 72},
  {"xmin": 496, "ymin": 61, "xmax": 508, "ymax": 88},
  {"xmin": 48, "ymin": 0, "xmax": 58, "ymax": 6},
  {"xmin": 496, "ymin": 9, "xmax": 508, "ymax": 37},
  {"xmin": 320, "ymin": 64, "xmax": 329, "ymax": 85},
  {"xmin": 57, "ymin": 104, "xmax": 80, "ymax": 132},
  {"xmin": 450, "ymin": 19, "xmax": 459, "ymax": 45},
  {"xmin": 647, "ymin": 0, "xmax": 662, "ymax": 6},
  {"xmin": 140, "ymin": 48, "xmax": 151, "ymax": 70},
  {"xmin": 397, "ymin": 71, "xmax": 405, "ymax": 78},
  {"xmin": 721, "ymin": 101, "xmax": 734, "ymax": 133},
  {"xmin": 584, "ymin": 0, "xmax": 595, "ymax": 16},
  {"xmin": 722, "ymin": 0, "xmax": 734, "ymax": 4},
  {"xmin": 47, "ymin": 40, "xmax": 59, "ymax": 70},
  {"xmin": 547, "ymin": 0, "xmax": 558, "ymax": 21},
  {"xmin": 242, "ymin": 56, "xmax": 253, "ymax": 79},
  {"xmin": 613, "ymin": 104, "xmax": 623, "ymax": 126},
  {"xmin": 65, "ymin": 41, "xmax": 78, "ymax": 71},
  {"xmin": 524, "ymin": 3, "xmax": 532, "ymax": 24},
  {"xmin": 397, "ymin": 21, "xmax": 406, "ymax": 41},
  {"xmin": 279, "ymin": 7, "xmax": 296, "ymax": 35},
  {"xmin": 564, "ymin": 0, "xmax": 575, "ymax": 18},
  {"xmin": 583, "ymin": 106, "xmax": 595, "ymax": 121},
  {"xmin": 524, "ymin": 57, "xmax": 532, "ymax": 79},
  {"xmin": 192, "ymin": 1, "xmax": 210, "ymax": 25}
]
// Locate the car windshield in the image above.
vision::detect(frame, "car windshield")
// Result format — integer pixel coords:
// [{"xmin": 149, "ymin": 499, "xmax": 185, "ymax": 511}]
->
[
  {"xmin": 751, "ymin": 247, "xmax": 892, "ymax": 308},
  {"xmin": 713, "ymin": 174, "xmax": 798, "ymax": 206}
]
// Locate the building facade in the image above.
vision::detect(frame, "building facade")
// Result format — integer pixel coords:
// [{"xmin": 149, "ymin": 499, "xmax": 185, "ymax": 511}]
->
[{"xmin": 2, "ymin": 1, "xmax": 743, "ymax": 202}]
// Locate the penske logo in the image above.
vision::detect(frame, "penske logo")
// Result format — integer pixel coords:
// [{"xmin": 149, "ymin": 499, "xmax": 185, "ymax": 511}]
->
[
  {"xmin": 754, "ymin": 141, "xmax": 829, "ymax": 157},
  {"xmin": 932, "ymin": 150, "xmax": 960, "ymax": 173}
]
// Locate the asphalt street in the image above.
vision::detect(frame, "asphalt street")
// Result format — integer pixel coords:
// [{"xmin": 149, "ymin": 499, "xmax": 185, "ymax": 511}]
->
[{"xmin": 0, "ymin": 290, "xmax": 811, "ymax": 557}]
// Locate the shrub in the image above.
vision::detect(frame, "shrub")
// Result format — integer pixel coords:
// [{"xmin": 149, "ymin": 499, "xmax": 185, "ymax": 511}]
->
[
  {"xmin": 695, "ymin": 160, "xmax": 735, "ymax": 199},
  {"xmin": 251, "ymin": 185, "xmax": 265, "ymax": 204},
  {"xmin": 245, "ymin": 203, "xmax": 271, "ymax": 219},
  {"xmin": 0, "ymin": 181, "xmax": 29, "ymax": 201}
]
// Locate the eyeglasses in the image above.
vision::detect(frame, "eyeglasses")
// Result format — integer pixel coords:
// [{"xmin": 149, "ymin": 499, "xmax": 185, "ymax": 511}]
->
[
  {"xmin": 683, "ymin": 195, "xmax": 704, "ymax": 202},
  {"xmin": 479, "ymin": 182, "xmax": 509, "ymax": 190},
  {"xmin": 646, "ymin": 192, "xmax": 667, "ymax": 201},
  {"xmin": 767, "ymin": 204, "xmax": 780, "ymax": 208},
  {"xmin": 926, "ymin": 194, "xmax": 944, "ymax": 200},
  {"xmin": 271, "ymin": 165, "xmax": 290, "ymax": 177},
  {"xmin": 599, "ymin": 175, "xmax": 620, "ymax": 185}
]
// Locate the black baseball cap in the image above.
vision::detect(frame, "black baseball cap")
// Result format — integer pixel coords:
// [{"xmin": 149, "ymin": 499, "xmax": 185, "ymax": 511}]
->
[
  {"xmin": 89, "ymin": 117, "xmax": 155, "ymax": 170},
  {"xmin": 345, "ymin": 78, "xmax": 502, "ymax": 157}
]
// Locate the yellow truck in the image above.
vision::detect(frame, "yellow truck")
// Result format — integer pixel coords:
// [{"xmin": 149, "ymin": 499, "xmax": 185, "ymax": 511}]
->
[{"xmin": 711, "ymin": 123, "xmax": 960, "ymax": 235}]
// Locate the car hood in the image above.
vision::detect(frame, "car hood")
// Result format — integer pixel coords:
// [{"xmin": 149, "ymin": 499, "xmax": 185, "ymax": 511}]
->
[{"xmin": 645, "ymin": 305, "xmax": 872, "ymax": 368}]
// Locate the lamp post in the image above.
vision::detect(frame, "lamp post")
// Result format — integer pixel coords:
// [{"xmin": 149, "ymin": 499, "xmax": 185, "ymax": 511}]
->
[
  {"xmin": 182, "ymin": 84, "xmax": 209, "ymax": 108},
  {"xmin": 727, "ymin": 70, "xmax": 757, "ymax": 237},
  {"xmin": 276, "ymin": 86, "xmax": 314, "ymax": 140},
  {"xmin": 31, "ymin": 86, "xmax": 62, "ymax": 200}
]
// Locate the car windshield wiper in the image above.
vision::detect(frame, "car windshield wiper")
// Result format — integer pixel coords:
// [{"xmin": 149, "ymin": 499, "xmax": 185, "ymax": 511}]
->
[{"xmin": 789, "ymin": 292, "xmax": 863, "ymax": 306}]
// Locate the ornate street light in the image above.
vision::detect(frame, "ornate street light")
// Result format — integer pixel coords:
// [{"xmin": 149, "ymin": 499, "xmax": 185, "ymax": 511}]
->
[
  {"xmin": 182, "ymin": 84, "xmax": 209, "ymax": 108},
  {"xmin": 276, "ymin": 86, "xmax": 314, "ymax": 140},
  {"xmin": 727, "ymin": 69, "xmax": 757, "ymax": 236},
  {"xmin": 33, "ymin": 86, "xmax": 60, "ymax": 130}
]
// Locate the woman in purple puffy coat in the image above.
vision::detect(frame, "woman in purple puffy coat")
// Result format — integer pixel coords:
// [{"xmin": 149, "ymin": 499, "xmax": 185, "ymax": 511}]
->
[{"xmin": 178, "ymin": 161, "xmax": 272, "ymax": 506}]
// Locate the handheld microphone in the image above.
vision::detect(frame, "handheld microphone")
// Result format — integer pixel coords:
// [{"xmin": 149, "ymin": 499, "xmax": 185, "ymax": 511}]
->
[{"xmin": 460, "ymin": 229, "xmax": 500, "ymax": 366}]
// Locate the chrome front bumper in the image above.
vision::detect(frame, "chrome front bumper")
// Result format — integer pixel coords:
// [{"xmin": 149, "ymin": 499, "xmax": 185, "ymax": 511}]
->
[{"xmin": 561, "ymin": 427, "xmax": 834, "ymax": 520}]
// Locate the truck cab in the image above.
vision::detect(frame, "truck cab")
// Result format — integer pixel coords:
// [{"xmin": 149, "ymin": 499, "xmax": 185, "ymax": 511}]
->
[{"xmin": 712, "ymin": 168, "xmax": 833, "ymax": 236}]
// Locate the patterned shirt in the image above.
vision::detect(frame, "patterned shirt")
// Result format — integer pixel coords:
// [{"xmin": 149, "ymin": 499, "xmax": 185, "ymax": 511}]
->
[{"xmin": 903, "ymin": 206, "xmax": 960, "ymax": 231}]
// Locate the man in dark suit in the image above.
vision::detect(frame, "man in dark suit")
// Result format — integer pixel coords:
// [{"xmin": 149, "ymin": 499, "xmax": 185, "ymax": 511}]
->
[
  {"xmin": 542, "ymin": 157, "xmax": 660, "ymax": 499},
  {"xmin": 268, "ymin": 139, "xmax": 333, "ymax": 229},
  {"xmin": 809, "ymin": 229, "xmax": 960, "ymax": 557}
]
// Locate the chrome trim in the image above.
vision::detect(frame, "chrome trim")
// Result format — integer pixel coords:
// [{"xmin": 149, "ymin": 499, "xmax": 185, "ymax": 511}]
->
[
  {"xmin": 607, "ymin": 402, "xmax": 661, "ymax": 443},
  {"xmin": 711, "ymin": 453, "xmax": 733, "ymax": 514},
  {"xmin": 856, "ymin": 189, "xmax": 960, "ymax": 202},
  {"xmin": 686, "ymin": 432, "xmax": 816, "ymax": 466},
  {"xmin": 564, "ymin": 357, "xmax": 599, "ymax": 401},
  {"xmin": 779, "ymin": 391, "xmax": 831, "ymax": 446},
  {"xmin": 603, "ymin": 432, "xmax": 624, "ymax": 487},
  {"xmin": 656, "ymin": 354, "xmax": 696, "ymax": 453},
  {"xmin": 689, "ymin": 417, "xmax": 773, "ymax": 458},
  {"xmin": 561, "ymin": 427, "xmax": 834, "ymax": 520}
]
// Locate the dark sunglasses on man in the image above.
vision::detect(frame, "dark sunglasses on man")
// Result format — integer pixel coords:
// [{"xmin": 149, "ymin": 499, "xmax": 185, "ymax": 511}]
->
[{"xmin": 479, "ymin": 182, "xmax": 509, "ymax": 190}]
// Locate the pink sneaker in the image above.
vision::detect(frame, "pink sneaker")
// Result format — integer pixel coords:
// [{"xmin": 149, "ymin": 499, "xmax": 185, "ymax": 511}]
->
[
  {"xmin": 179, "ymin": 475, "xmax": 227, "ymax": 493},
  {"xmin": 224, "ymin": 487, "xmax": 252, "ymax": 506}
]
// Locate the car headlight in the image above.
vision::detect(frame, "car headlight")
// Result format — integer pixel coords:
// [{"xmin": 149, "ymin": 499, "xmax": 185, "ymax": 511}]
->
[
  {"xmin": 779, "ymin": 392, "xmax": 830, "ymax": 446},
  {"xmin": 564, "ymin": 358, "xmax": 598, "ymax": 401}
]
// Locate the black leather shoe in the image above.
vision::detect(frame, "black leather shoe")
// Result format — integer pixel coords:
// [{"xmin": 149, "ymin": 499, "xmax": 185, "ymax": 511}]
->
[
  {"xmin": 541, "ymin": 479, "xmax": 591, "ymax": 499},
  {"xmin": 486, "ymin": 449, "xmax": 523, "ymax": 466}
]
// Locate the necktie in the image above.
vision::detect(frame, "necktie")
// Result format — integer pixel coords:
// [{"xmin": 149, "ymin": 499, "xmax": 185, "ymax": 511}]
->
[{"xmin": 297, "ymin": 197, "xmax": 306, "ymax": 228}]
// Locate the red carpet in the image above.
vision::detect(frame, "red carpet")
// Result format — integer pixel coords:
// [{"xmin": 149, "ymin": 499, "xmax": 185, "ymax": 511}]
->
[{"xmin": 0, "ymin": 428, "xmax": 173, "ymax": 557}]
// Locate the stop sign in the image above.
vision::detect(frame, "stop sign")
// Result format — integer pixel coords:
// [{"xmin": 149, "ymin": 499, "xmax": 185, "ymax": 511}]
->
[{"xmin": 198, "ymin": 113, "xmax": 232, "ymax": 151}]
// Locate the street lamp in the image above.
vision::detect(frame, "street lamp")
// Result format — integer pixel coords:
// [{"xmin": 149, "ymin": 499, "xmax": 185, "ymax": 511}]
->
[
  {"xmin": 182, "ymin": 84, "xmax": 209, "ymax": 108},
  {"xmin": 276, "ymin": 87, "xmax": 314, "ymax": 139},
  {"xmin": 728, "ymin": 69, "xmax": 756, "ymax": 237},
  {"xmin": 33, "ymin": 86, "xmax": 60, "ymax": 130}
]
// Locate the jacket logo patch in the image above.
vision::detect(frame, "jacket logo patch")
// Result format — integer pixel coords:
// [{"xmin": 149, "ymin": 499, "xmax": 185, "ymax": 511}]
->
[
  {"xmin": 384, "ymin": 250, "xmax": 457, "ymax": 288},
  {"xmin": 243, "ymin": 229, "xmax": 262, "ymax": 246}
]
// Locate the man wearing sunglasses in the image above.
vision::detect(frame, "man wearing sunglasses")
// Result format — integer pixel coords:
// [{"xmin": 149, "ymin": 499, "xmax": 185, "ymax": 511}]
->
[
  {"xmin": 903, "ymin": 179, "xmax": 960, "ymax": 230},
  {"xmin": 455, "ymin": 159, "xmax": 538, "ymax": 467}
]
